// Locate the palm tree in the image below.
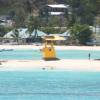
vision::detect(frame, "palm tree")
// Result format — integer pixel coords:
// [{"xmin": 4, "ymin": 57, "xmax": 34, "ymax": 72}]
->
[
  {"xmin": 27, "ymin": 16, "xmax": 40, "ymax": 42},
  {"xmin": 11, "ymin": 29, "xmax": 21, "ymax": 44},
  {"xmin": 69, "ymin": 24, "xmax": 93, "ymax": 45}
]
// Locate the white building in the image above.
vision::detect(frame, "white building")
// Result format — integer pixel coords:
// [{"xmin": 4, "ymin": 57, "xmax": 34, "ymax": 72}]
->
[{"xmin": 47, "ymin": 4, "xmax": 69, "ymax": 16}]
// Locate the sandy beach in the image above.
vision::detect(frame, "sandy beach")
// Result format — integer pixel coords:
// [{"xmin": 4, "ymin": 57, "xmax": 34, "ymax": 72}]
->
[
  {"xmin": 0, "ymin": 59, "xmax": 100, "ymax": 71},
  {"xmin": 0, "ymin": 45, "xmax": 100, "ymax": 50},
  {"xmin": 0, "ymin": 45, "xmax": 100, "ymax": 71}
]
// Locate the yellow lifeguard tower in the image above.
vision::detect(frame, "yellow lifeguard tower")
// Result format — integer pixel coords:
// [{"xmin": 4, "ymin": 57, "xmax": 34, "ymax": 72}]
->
[{"xmin": 41, "ymin": 35, "xmax": 65, "ymax": 60}]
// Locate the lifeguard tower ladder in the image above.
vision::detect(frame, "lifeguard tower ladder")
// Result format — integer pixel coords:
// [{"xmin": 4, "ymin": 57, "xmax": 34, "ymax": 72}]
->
[{"xmin": 42, "ymin": 35, "xmax": 65, "ymax": 60}]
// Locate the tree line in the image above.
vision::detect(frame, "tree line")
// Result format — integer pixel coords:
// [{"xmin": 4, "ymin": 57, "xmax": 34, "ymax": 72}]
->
[{"xmin": 0, "ymin": 0, "xmax": 100, "ymax": 45}]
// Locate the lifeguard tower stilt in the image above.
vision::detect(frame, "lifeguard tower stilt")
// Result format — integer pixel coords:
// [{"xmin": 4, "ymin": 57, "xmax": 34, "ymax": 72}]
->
[{"xmin": 41, "ymin": 36, "xmax": 65, "ymax": 60}]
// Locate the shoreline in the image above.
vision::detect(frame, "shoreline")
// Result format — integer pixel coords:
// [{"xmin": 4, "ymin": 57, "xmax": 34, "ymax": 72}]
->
[
  {"xmin": 0, "ymin": 45, "xmax": 100, "ymax": 50},
  {"xmin": 0, "ymin": 45, "xmax": 100, "ymax": 72}
]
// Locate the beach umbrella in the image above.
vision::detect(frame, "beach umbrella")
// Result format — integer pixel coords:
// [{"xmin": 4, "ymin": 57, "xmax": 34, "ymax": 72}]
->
[{"xmin": 42, "ymin": 35, "xmax": 66, "ymax": 41}]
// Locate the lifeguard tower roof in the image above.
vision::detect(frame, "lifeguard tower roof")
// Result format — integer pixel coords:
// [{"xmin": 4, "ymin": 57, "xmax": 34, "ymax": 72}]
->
[
  {"xmin": 42, "ymin": 35, "xmax": 66, "ymax": 41},
  {"xmin": 47, "ymin": 4, "xmax": 69, "ymax": 8}
]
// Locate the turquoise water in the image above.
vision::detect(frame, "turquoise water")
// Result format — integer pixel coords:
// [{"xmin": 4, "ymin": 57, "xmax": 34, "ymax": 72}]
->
[
  {"xmin": 0, "ymin": 49, "xmax": 100, "ymax": 60},
  {"xmin": 0, "ymin": 71, "xmax": 100, "ymax": 100}
]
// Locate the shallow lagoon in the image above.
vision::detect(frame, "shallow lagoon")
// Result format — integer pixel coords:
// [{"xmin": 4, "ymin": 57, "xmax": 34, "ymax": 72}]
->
[
  {"xmin": 0, "ymin": 49, "xmax": 100, "ymax": 60},
  {"xmin": 0, "ymin": 71, "xmax": 100, "ymax": 100}
]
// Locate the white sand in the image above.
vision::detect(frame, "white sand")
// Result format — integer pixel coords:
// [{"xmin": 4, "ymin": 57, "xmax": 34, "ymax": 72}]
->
[
  {"xmin": 0, "ymin": 45, "xmax": 100, "ymax": 71},
  {"xmin": 0, "ymin": 59, "xmax": 100, "ymax": 71},
  {"xmin": 0, "ymin": 45, "xmax": 100, "ymax": 50}
]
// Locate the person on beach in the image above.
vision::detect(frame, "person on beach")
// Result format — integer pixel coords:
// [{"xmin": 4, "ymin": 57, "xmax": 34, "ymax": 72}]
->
[{"xmin": 88, "ymin": 53, "xmax": 91, "ymax": 60}]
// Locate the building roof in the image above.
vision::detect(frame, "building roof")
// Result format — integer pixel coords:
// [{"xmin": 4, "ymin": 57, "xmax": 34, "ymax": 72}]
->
[
  {"xmin": 4, "ymin": 28, "xmax": 47, "ymax": 38},
  {"xmin": 60, "ymin": 30, "xmax": 70, "ymax": 36},
  {"xmin": 48, "ymin": 31, "xmax": 70, "ymax": 37},
  {"xmin": 4, "ymin": 28, "xmax": 28, "ymax": 38},
  {"xmin": 31, "ymin": 30, "xmax": 47, "ymax": 36},
  {"xmin": 47, "ymin": 4, "xmax": 69, "ymax": 8}
]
